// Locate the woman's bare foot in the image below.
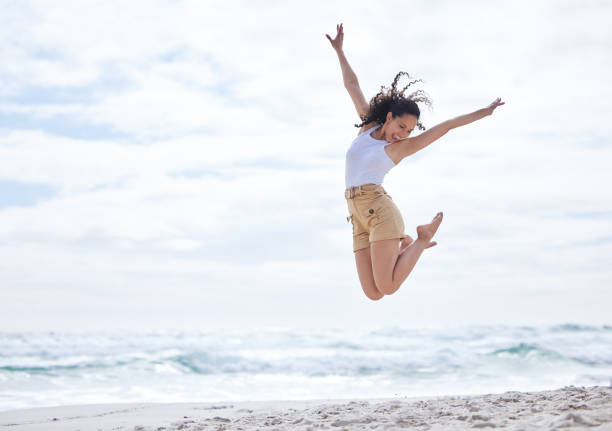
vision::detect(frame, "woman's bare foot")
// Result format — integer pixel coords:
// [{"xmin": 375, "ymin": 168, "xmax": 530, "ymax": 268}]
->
[
  {"xmin": 399, "ymin": 234, "xmax": 436, "ymax": 253},
  {"xmin": 399, "ymin": 236, "xmax": 413, "ymax": 253},
  {"xmin": 416, "ymin": 212, "xmax": 443, "ymax": 243}
]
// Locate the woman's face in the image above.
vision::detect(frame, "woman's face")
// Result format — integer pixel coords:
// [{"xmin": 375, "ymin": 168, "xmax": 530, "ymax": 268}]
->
[{"xmin": 384, "ymin": 112, "xmax": 418, "ymax": 143}]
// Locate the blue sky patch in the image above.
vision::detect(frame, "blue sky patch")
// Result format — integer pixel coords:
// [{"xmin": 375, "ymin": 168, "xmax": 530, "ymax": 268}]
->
[
  {"xmin": 0, "ymin": 112, "xmax": 128, "ymax": 141},
  {"xmin": 0, "ymin": 180, "xmax": 57, "ymax": 209}
]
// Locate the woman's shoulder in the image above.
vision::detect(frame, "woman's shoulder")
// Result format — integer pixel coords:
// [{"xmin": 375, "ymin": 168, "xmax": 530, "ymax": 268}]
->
[{"xmin": 357, "ymin": 122, "xmax": 379, "ymax": 137}]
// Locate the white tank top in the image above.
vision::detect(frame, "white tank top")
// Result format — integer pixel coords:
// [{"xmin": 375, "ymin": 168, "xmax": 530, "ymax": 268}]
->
[{"xmin": 345, "ymin": 124, "xmax": 396, "ymax": 188}]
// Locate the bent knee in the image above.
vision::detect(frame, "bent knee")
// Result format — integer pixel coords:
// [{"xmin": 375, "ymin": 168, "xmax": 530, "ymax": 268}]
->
[
  {"xmin": 366, "ymin": 291, "xmax": 384, "ymax": 301},
  {"xmin": 376, "ymin": 282, "xmax": 396, "ymax": 296}
]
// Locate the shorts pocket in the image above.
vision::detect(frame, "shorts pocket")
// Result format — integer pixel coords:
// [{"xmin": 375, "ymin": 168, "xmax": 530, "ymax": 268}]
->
[
  {"xmin": 359, "ymin": 194, "xmax": 388, "ymax": 227},
  {"xmin": 372, "ymin": 196, "xmax": 404, "ymax": 233}
]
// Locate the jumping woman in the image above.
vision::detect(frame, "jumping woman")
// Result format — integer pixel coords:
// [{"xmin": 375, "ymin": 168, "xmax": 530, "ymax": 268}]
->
[{"xmin": 326, "ymin": 23, "xmax": 504, "ymax": 300}]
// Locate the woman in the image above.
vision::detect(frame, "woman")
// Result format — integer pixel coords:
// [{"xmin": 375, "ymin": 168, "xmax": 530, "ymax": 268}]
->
[{"xmin": 326, "ymin": 23, "xmax": 504, "ymax": 300}]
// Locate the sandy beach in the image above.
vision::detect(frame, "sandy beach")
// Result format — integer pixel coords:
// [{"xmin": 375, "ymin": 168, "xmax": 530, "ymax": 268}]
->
[{"xmin": 1, "ymin": 385, "xmax": 611, "ymax": 431}]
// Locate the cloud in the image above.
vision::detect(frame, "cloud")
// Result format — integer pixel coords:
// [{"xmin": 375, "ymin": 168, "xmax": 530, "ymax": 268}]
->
[{"xmin": 0, "ymin": 0, "xmax": 611, "ymax": 330}]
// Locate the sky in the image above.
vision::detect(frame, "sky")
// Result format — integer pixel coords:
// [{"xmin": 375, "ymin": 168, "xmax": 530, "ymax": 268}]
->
[{"xmin": 0, "ymin": 0, "xmax": 610, "ymax": 332}]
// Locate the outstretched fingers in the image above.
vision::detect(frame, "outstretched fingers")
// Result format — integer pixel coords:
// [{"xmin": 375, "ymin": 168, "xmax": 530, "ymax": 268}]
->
[
  {"xmin": 490, "ymin": 97, "xmax": 505, "ymax": 108},
  {"xmin": 326, "ymin": 23, "xmax": 344, "ymax": 49}
]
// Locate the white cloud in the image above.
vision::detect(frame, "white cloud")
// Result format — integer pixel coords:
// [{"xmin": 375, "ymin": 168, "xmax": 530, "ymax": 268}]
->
[{"xmin": 0, "ymin": 0, "xmax": 611, "ymax": 330}]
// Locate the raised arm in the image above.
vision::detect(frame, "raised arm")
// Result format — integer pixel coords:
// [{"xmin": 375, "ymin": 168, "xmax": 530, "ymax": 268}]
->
[
  {"xmin": 326, "ymin": 23, "xmax": 369, "ymax": 119},
  {"xmin": 398, "ymin": 98, "xmax": 506, "ymax": 159}
]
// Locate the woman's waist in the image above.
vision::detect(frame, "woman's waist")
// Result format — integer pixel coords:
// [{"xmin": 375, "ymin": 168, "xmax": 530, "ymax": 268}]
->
[{"xmin": 344, "ymin": 183, "xmax": 386, "ymax": 199}]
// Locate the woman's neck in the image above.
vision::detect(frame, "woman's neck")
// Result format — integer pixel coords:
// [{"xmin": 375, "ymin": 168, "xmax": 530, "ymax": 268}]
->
[{"xmin": 372, "ymin": 126, "xmax": 387, "ymax": 141}]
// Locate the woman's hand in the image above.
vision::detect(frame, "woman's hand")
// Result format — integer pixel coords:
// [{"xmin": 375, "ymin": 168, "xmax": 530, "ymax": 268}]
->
[
  {"xmin": 485, "ymin": 97, "xmax": 505, "ymax": 115},
  {"xmin": 326, "ymin": 23, "xmax": 344, "ymax": 52}
]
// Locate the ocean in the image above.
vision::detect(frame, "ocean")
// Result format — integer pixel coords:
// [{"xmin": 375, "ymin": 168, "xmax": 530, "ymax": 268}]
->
[{"xmin": 1, "ymin": 323, "xmax": 611, "ymax": 411}]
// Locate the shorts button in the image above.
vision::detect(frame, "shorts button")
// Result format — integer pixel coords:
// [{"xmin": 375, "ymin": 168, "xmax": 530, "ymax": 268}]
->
[{"xmin": 369, "ymin": 209, "xmax": 374, "ymax": 214}]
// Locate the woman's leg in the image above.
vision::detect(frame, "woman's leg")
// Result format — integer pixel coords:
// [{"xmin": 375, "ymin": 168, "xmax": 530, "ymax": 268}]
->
[
  {"xmin": 370, "ymin": 212, "xmax": 443, "ymax": 296},
  {"xmin": 354, "ymin": 247, "xmax": 384, "ymax": 300}
]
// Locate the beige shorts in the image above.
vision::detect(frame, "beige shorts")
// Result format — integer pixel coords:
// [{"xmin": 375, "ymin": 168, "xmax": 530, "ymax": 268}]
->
[{"xmin": 345, "ymin": 183, "xmax": 407, "ymax": 252}]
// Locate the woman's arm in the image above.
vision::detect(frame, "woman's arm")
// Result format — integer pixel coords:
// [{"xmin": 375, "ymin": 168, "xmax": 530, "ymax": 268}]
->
[
  {"xmin": 326, "ymin": 24, "xmax": 369, "ymax": 119},
  {"xmin": 398, "ymin": 98, "xmax": 505, "ymax": 159}
]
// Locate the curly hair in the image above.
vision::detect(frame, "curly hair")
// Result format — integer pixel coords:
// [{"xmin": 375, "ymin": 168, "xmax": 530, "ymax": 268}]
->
[{"xmin": 355, "ymin": 71, "xmax": 433, "ymax": 131}]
